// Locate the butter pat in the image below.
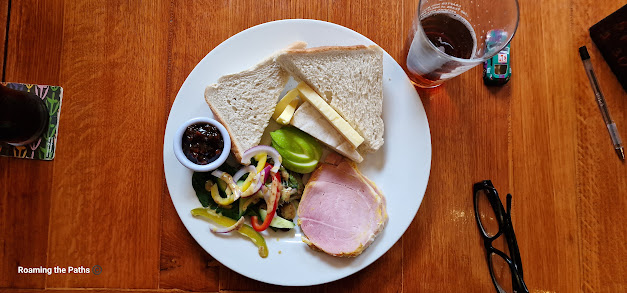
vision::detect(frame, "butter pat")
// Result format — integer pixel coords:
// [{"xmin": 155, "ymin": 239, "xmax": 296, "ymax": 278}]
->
[
  {"xmin": 272, "ymin": 88, "xmax": 300, "ymax": 120},
  {"xmin": 276, "ymin": 98, "xmax": 299, "ymax": 125},
  {"xmin": 296, "ymin": 82, "xmax": 364, "ymax": 148}
]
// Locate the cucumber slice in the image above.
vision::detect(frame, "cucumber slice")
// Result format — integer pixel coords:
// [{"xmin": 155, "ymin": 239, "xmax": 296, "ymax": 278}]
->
[{"xmin": 259, "ymin": 209, "xmax": 295, "ymax": 229}]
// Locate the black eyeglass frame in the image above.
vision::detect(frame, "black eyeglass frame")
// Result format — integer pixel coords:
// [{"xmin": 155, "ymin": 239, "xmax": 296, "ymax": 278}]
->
[{"xmin": 473, "ymin": 180, "xmax": 529, "ymax": 293}]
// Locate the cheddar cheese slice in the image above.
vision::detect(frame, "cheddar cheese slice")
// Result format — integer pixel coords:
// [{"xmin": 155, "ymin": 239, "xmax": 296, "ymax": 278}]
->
[{"xmin": 296, "ymin": 82, "xmax": 364, "ymax": 148}]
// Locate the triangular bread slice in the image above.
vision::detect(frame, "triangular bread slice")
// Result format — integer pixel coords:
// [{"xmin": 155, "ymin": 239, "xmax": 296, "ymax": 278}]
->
[
  {"xmin": 204, "ymin": 41, "xmax": 307, "ymax": 162},
  {"xmin": 276, "ymin": 45, "xmax": 384, "ymax": 153}
]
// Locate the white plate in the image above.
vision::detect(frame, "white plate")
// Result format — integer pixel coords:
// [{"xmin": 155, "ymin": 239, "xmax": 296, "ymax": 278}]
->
[{"xmin": 163, "ymin": 19, "xmax": 431, "ymax": 286}]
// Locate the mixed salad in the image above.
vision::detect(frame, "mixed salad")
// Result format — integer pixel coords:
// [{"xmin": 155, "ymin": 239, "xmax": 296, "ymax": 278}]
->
[{"xmin": 191, "ymin": 127, "xmax": 321, "ymax": 258}]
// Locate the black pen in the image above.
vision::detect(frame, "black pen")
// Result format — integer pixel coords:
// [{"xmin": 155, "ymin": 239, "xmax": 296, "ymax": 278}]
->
[{"xmin": 579, "ymin": 46, "xmax": 625, "ymax": 160}]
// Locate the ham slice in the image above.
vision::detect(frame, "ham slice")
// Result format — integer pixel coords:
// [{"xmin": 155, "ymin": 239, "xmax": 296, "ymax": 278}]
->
[{"xmin": 297, "ymin": 153, "xmax": 387, "ymax": 257}]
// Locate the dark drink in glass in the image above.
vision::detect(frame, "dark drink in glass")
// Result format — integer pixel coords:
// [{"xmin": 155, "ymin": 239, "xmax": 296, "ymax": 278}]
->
[
  {"xmin": 421, "ymin": 13, "xmax": 475, "ymax": 60},
  {"xmin": 402, "ymin": 0, "xmax": 519, "ymax": 88},
  {"xmin": 0, "ymin": 84, "xmax": 49, "ymax": 145},
  {"xmin": 404, "ymin": 12, "xmax": 478, "ymax": 87}
]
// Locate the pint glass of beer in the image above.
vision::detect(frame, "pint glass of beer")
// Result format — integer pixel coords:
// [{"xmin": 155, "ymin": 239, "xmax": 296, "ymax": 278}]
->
[{"xmin": 403, "ymin": 0, "xmax": 519, "ymax": 88}]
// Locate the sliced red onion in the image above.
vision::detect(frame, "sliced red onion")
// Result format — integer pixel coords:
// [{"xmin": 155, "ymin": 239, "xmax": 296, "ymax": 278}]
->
[
  {"xmin": 233, "ymin": 165, "xmax": 257, "ymax": 182},
  {"xmin": 242, "ymin": 175, "xmax": 263, "ymax": 197},
  {"xmin": 260, "ymin": 164, "xmax": 272, "ymax": 180},
  {"xmin": 234, "ymin": 165, "xmax": 267, "ymax": 198},
  {"xmin": 248, "ymin": 165, "xmax": 271, "ymax": 197},
  {"xmin": 210, "ymin": 216, "xmax": 245, "ymax": 233},
  {"xmin": 241, "ymin": 146, "xmax": 282, "ymax": 173},
  {"xmin": 211, "ymin": 170, "xmax": 241, "ymax": 200},
  {"xmin": 240, "ymin": 164, "xmax": 272, "ymax": 198}
]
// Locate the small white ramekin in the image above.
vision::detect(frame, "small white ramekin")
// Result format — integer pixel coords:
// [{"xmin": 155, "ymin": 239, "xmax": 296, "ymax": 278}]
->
[{"xmin": 173, "ymin": 117, "xmax": 231, "ymax": 172}]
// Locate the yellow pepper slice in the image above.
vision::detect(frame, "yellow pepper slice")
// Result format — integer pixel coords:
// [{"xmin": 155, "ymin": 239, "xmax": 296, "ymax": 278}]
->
[
  {"xmin": 240, "ymin": 171, "xmax": 256, "ymax": 193},
  {"xmin": 207, "ymin": 181, "xmax": 235, "ymax": 206},
  {"xmin": 254, "ymin": 153, "xmax": 267, "ymax": 173},
  {"xmin": 191, "ymin": 208, "xmax": 268, "ymax": 258}
]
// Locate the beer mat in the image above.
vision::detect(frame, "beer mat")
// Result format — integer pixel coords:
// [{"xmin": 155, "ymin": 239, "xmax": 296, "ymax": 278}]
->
[{"xmin": 0, "ymin": 82, "xmax": 63, "ymax": 160}]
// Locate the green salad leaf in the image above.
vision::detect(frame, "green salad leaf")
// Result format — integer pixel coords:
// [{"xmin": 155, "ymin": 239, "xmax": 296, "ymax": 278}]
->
[
  {"xmin": 217, "ymin": 163, "xmax": 239, "ymax": 176},
  {"xmin": 211, "ymin": 202, "xmax": 240, "ymax": 220},
  {"xmin": 191, "ymin": 172, "xmax": 212, "ymax": 208},
  {"xmin": 191, "ymin": 167, "xmax": 241, "ymax": 220},
  {"xmin": 286, "ymin": 172, "xmax": 300, "ymax": 189}
]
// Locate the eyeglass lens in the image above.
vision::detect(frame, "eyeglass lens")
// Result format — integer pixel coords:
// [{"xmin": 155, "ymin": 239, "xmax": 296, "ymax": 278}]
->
[
  {"xmin": 490, "ymin": 252, "xmax": 514, "ymax": 293},
  {"xmin": 476, "ymin": 189, "xmax": 500, "ymax": 237}
]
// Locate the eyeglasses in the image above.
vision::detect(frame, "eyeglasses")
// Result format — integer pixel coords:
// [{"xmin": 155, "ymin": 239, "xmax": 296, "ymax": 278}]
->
[{"xmin": 473, "ymin": 180, "xmax": 529, "ymax": 293}]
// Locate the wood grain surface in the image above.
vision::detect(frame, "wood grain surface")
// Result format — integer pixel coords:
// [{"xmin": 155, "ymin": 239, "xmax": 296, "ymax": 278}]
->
[
  {"xmin": 0, "ymin": 0, "xmax": 7, "ymax": 75},
  {"xmin": 1, "ymin": 0, "xmax": 625, "ymax": 292}
]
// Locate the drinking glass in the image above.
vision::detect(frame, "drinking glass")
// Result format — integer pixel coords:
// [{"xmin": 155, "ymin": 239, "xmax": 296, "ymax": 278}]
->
[
  {"xmin": 0, "ymin": 84, "xmax": 49, "ymax": 146},
  {"xmin": 403, "ymin": 0, "xmax": 519, "ymax": 88}
]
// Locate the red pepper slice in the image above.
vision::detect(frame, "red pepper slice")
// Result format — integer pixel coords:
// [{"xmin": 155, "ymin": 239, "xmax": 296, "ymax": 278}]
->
[{"xmin": 251, "ymin": 171, "xmax": 281, "ymax": 232}]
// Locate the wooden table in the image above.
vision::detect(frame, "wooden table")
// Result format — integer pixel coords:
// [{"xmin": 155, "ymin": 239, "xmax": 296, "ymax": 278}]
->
[{"xmin": 1, "ymin": 0, "xmax": 625, "ymax": 292}]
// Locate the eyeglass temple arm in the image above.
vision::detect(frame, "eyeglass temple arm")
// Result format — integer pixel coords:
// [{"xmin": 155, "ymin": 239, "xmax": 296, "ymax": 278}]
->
[{"xmin": 504, "ymin": 193, "xmax": 525, "ymax": 278}]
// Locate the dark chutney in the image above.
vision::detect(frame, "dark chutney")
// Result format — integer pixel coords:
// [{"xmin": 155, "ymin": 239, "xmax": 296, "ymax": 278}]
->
[{"xmin": 182, "ymin": 123, "xmax": 224, "ymax": 165}]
